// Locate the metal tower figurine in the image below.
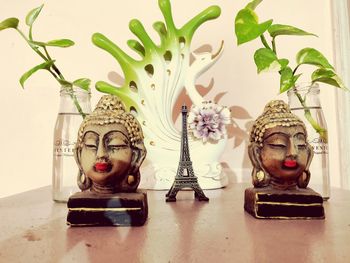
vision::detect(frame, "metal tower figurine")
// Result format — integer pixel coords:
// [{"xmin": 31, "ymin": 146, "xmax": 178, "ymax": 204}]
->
[{"xmin": 166, "ymin": 105, "xmax": 209, "ymax": 202}]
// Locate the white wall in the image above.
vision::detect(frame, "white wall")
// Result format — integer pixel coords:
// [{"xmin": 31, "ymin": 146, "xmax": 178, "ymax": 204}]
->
[{"xmin": 0, "ymin": 0, "xmax": 340, "ymax": 197}]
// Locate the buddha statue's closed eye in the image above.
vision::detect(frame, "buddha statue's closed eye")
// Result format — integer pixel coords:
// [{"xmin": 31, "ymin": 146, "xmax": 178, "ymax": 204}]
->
[{"xmin": 244, "ymin": 100, "xmax": 324, "ymax": 219}]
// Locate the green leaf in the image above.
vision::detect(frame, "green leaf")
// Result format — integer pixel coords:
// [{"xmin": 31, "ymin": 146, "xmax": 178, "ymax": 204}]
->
[
  {"xmin": 46, "ymin": 39, "xmax": 75, "ymax": 47},
  {"xmin": 278, "ymin": 58, "xmax": 289, "ymax": 69},
  {"xmin": 25, "ymin": 4, "xmax": 44, "ymax": 26},
  {"xmin": 245, "ymin": 0, "xmax": 263, "ymax": 10},
  {"xmin": 268, "ymin": 24, "xmax": 317, "ymax": 38},
  {"xmin": 73, "ymin": 78, "xmax": 91, "ymax": 91},
  {"xmin": 235, "ymin": 8, "xmax": 273, "ymax": 45},
  {"xmin": 279, "ymin": 67, "xmax": 301, "ymax": 93},
  {"xmin": 311, "ymin": 68, "xmax": 347, "ymax": 89},
  {"xmin": 30, "ymin": 39, "xmax": 75, "ymax": 48},
  {"xmin": 0, "ymin": 18, "xmax": 19, "ymax": 31},
  {"xmin": 46, "ymin": 39, "xmax": 74, "ymax": 47},
  {"xmin": 254, "ymin": 48, "xmax": 281, "ymax": 73},
  {"xmin": 296, "ymin": 48, "xmax": 334, "ymax": 69},
  {"xmin": 19, "ymin": 60, "xmax": 55, "ymax": 88}
]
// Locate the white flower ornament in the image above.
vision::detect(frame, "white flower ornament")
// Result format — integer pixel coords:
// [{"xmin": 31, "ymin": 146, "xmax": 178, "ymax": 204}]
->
[{"xmin": 188, "ymin": 101, "xmax": 231, "ymax": 143}]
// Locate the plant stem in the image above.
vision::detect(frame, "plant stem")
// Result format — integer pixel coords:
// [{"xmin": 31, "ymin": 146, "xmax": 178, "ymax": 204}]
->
[
  {"xmin": 16, "ymin": 29, "xmax": 48, "ymax": 61},
  {"xmin": 28, "ymin": 25, "xmax": 33, "ymax": 41},
  {"xmin": 16, "ymin": 29, "xmax": 86, "ymax": 119},
  {"xmin": 43, "ymin": 46, "xmax": 65, "ymax": 79},
  {"xmin": 272, "ymin": 37, "xmax": 276, "ymax": 54},
  {"xmin": 260, "ymin": 34, "xmax": 271, "ymax": 50},
  {"xmin": 68, "ymin": 91, "xmax": 86, "ymax": 119},
  {"xmin": 294, "ymin": 90, "xmax": 327, "ymax": 141},
  {"xmin": 292, "ymin": 65, "xmax": 301, "ymax": 75}
]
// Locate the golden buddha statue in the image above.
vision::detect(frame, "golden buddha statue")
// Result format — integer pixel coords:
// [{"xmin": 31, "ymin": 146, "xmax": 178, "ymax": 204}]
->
[
  {"xmin": 67, "ymin": 95, "xmax": 148, "ymax": 226},
  {"xmin": 245, "ymin": 100, "xmax": 324, "ymax": 219}
]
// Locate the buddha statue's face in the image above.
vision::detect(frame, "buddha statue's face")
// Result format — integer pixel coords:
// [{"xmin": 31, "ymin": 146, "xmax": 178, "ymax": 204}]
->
[
  {"xmin": 259, "ymin": 125, "xmax": 310, "ymax": 183},
  {"xmin": 80, "ymin": 123, "xmax": 132, "ymax": 187}
]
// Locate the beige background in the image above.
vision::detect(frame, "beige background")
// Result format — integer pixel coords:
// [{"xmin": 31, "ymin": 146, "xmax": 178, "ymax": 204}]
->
[{"xmin": 0, "ymin": 0, "xmax": 341, "ymax": 197}]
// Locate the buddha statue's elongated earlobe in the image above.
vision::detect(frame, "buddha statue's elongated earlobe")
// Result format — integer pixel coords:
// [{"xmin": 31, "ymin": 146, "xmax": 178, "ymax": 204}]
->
[
  {"xmin": 74, "ymin": 143, "xmax": 92, "ymax": 191},
  {"xmin": 297, "ymin": 170, "xmax": 310, "ymax": 188},
  {"xmin": 77, "ymin": 170, "xmax": 92, "ymax": 191},
  {"xmin": 298, "ymin": 143, "xmax": 314, "ymax": 188},
  {"xmin": 248, "ymin": 143, "xmax": 269, "ymax": 187},
  {"xmin": 130, "ymin": 143, "xmax": 147, "ymax": 175},
  {"xmin": 117, "ymin": 145, "xmax": 146, "ymax": 192},
  {"xmin": 109, "ymin": 143, "xmax": 147, "ymax": 192}
]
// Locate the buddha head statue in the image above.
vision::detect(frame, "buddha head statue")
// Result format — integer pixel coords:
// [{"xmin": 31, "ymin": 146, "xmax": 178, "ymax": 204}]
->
[
  {"xmin": 74, "ymin": 95, "xmax": 146, "ymax": 194},
  {"xmin": 248, "ymin": 100, "xmax": 313, "ymax": 190}
]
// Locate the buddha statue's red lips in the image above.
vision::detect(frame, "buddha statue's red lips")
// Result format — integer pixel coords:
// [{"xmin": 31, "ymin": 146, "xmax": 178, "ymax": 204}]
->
[
  {"xmin": 94, "ymin": 162, "xmax": 110, "ymax": 172},
  {"xmin": 283, "ymin": 160, "xmax": 297, "ymax": 168}
]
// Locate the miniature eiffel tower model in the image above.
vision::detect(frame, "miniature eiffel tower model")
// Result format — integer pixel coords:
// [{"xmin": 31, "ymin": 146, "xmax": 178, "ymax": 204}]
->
[{"xmin": 166, "ymin": 105, "xmax": 209, "ymax": 202}]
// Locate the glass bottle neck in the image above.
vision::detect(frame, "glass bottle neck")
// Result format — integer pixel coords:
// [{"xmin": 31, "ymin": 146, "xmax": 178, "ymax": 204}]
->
[
  {"xmin": 58, "ymin": 87, "xmax": 91, "ymax": 115},
  {"xmin": 287, "ymin": 83, "xmax": 321, "ymax": 109}
]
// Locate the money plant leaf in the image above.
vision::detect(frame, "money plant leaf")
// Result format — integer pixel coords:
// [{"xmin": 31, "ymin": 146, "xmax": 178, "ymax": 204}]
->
[
  {"xmin": 0, "ymin": 18, "xmax": 19, "ymax": 31},
  {"xmin": 25, "ymin": 4, "xmax": 44, "ymax": 26},
  {"xmin": 312, "ymin": 68, "xmax": 347, "ymax": 89},
  {"xmin": 296, "ymin": 48, "xmax": 334, "ymax": 69},
  {"xmin": 279, "ymin": 67, "xmax": 301, "ymax": 93},
  {"xmin": 20, "ymin": 60, "xmax": 55, "ymax": 88},
  {"xmin": 268, "ymin": 24, "xmax": 317, "ymax": 38},
  {"xmin": 245, "ymin": 0, "xmax": 263, "ymax": 10},
  {"xmin": 235, "ymin": 8, "xmax": 272, "ymax": 45},
  {"xmin": 73, "ymin": 78, "xmax": 91, "ymax": 91},
  {"xmin": 254, "ymin": 48, "xmax": 281, "ymax": 73}
]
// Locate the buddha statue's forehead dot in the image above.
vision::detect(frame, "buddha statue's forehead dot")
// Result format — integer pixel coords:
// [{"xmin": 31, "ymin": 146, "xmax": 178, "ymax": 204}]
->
[{"xmin": 250, "ymin": 100, "xmax": 306, "ymax": 145}]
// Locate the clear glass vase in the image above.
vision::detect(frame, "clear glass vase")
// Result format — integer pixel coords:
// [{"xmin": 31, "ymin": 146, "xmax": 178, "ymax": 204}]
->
[
  {"xmin": 287, "ymin": 83, "xmax": 330, "ymax": 200},
  {"xmin": 52, "ymin": 87, "xmax": 91, "ymax": 202}
]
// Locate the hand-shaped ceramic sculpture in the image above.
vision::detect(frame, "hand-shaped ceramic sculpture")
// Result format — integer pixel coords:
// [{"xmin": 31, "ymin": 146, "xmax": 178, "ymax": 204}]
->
[
  {"xmin": 67, "ymin": 95, "xmax": 148, "ymax": 226},
  {"xmin": 244, "ymin": 100, "xmax": 324, "ymax": 219}
]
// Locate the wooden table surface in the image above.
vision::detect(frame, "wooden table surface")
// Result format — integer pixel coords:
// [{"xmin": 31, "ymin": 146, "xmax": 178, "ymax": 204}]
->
[{"xmin": 0, "ymin": 183, "xmax": 350, "ymax": 263}]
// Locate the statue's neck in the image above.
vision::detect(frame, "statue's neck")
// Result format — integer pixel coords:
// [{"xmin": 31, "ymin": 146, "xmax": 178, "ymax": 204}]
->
[
  {"xmin": 270, "ymin": 177, "xmax": 298, "ymax": 191},
  {"xmin": 91, "ymin": 182, "xmax": 115, "ymax": 194}
]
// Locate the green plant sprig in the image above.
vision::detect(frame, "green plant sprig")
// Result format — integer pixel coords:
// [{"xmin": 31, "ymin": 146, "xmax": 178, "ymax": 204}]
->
[
  {"xmin": 0, "ymin": 4, "xmax": 91, "ymax": 118},
  {"xmin": 234, "ymin": 0, "xmax": 347, "ymax": 140}
]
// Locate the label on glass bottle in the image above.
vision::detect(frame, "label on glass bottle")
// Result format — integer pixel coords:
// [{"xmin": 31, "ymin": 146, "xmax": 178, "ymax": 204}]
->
[
  {"xmin": 308, "ymin": 137, "xmax": 328, "ymax": 155},
  {"xmin": 53, "ymin": 138, "xmax": 76, "ymax": 157}
]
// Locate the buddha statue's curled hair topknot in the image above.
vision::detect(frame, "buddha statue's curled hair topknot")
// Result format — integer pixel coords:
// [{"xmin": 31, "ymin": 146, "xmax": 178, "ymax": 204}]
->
[
  {"xmin": 76, "ymin": 95, "xmax": 144, "ymax": 149},
  {"xmin": 250, "ymin": 100, "xmax": 306, "ymax": 146}
]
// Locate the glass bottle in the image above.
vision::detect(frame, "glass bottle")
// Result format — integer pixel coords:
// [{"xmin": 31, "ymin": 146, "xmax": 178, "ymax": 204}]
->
[
  {"xmin": 287, "ymin": 83, "xmax": 330, "ymax": 200},
  {"xmin": 52, "ymin": 87, "xmax": 91, "ymax": 202}
]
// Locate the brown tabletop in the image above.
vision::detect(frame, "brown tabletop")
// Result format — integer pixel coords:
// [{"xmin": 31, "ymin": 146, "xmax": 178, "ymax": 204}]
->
[{"xmin": 0, "ymin": 183, "xmax": 349, "ymax": 263}]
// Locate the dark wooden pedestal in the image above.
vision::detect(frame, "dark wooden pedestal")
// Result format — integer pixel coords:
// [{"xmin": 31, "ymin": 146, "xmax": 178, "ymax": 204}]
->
[
  {"xmin": 67, "ymin": 191, "xmax": 148, "ymax": 226},
  {"xmin": 244, "ymin": 187, "xmax": 325, "ymax": 219}
]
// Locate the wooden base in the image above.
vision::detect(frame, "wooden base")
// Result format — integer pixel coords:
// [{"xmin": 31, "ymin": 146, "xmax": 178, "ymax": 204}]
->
[
  {"xmin": 67, "ymin": 191, "xmax": 148, "ymax": 226},
  {"xmin": 244, "ymin": 187, "xmax": 325, "ymax": 219}
]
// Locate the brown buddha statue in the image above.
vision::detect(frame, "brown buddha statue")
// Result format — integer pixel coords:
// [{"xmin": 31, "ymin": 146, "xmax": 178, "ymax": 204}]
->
[
  {"xmin": 244, "ymin": 100, "xmax": 324, "ymax": 219},
  {"xmin": 74, "ymin": 95, "xmax": 146, "ymax": 193},
  {"xmin": 248, "ymin": 100, "xmax": 313, "ymax": 190},
  {"xmin": 67, "ymin": 95, "xmax": 148, "ymax": 226}
]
